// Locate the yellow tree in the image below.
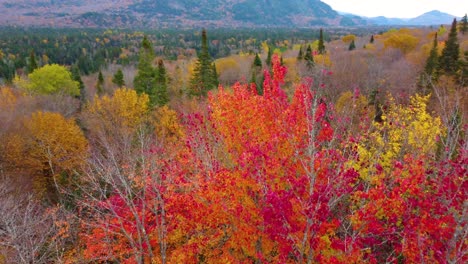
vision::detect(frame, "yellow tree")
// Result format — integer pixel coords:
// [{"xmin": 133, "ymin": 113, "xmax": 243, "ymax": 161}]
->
[
  {"xmin": 84, "ymin": 87, "xmax": 150, "ymax": 166},
  {"xmin": 383, "ymin": 32, "xmax": 419, "ymax": 54},
  {"xmin": 352, "ymin": 94, "xmax": 443, "ymax": 182},
  {"xmin": 24, "ymin": 111, "xmax": 88, "ymax": 199}
]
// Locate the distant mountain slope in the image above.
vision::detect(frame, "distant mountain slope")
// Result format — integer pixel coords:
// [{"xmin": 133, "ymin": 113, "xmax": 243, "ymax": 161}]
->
[
  {"xmin": 0, "ymin": 0, "xmax": 366, "ymax": 27},
  {"xmin": 408, "ymin": 10, "xmax": 456, "ymax": 25},
  {"xmin": 367, "ymin": 10, "xmax": 457, "ymax": 26}
]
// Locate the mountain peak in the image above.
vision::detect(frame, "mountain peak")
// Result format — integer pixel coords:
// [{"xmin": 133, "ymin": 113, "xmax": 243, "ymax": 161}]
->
[{"xmin": 0, "ymin": 0, "xmax": 367, "ymax": 28}]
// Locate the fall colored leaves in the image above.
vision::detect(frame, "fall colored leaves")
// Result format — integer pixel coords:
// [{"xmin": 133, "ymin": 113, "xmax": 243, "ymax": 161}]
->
[{"xmin": 76, "ymin": 56, "xmax": 466, "ymax": 263}]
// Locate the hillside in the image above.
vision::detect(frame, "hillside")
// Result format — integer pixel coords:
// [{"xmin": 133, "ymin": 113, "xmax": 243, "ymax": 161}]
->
[
  {"xmin": 0, "ymin": 0, "xmax": 366, "ymax": 27},
  {"xmin": 367, "ymin": 10, "xmax": 457, "ymax": 26}
]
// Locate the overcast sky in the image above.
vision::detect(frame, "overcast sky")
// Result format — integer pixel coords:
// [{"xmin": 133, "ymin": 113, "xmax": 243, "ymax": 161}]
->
[{"xmin": 321, "ymin": 0, "xmax": 467, "ymax": 18}]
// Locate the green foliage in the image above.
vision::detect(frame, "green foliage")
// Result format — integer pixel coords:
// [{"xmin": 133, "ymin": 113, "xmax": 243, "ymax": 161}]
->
[
  {"xmin": 253, "ymin": 53, "xmax": 262, "ymax": 67},
  {"xmin": 112, "ymin": 68, "xmax": 125, "ymax": 87},
  {"xmin": 134, "ymin": 35, "xmax": 157, "ymax": 101},
  {"xmin": 370, "ymin": 35, "xmax": 375, "ymax": 43},
  {"xmin": 304, "ymin": 44, "xmax": 314, "ymax": 68},
  {"xmin": 418, "ymin": 33, "xmax": 439, "ymax": 93},
  {"xmin": 439, "ymin": 19, "xmax": 460, "ymax": 75},
  {"xmin": 71, "ymin": 64, "xmax": 85, "ymax": 104},
  {"xmin": 96, "ymin": 71, "xmax": 104, "ymax": 95},
  {"xmin": 460, "ymin": 14, "xmax": 467, "ymax": 34},
  {"xmin": 189, "ymin": 29, "xmax": 218, "ymax": 96},
  {"xmin": 154, "ymin": 59, "xmax": 169, "ymax": 106},
  {"xmin": 297, "ymin": 46, "xmax": 303, "ymax": 60},
  {"xmin": 348, "ymin": 40, "xmax": 356, "ymax": 51},
  {"xmin": 266, "ymin": 45, "xmax": 273, "ymax": 66},
  {"xmin": 318, "ymin": 28, "xmax": 325, "ymax": 54},
  {"xmin": 25, "ymin": 64, "xmax": 79, "ymax": 96},
  {"xmin": 27, "ymin": 50, "xmax": 38, "ymax": 74}
]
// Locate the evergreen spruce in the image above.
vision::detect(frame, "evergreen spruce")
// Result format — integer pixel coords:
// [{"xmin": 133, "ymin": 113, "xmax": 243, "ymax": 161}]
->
[
  {"xmin": 189, "ymin": 29, "xmax": 218, "ymax": 96},
  {"xmin": 250, "ymin": 70, "xmax": 257, "ymax": 85},
  {"xmin": 318, "ymin": 28, "xmax": 325, "ymax": 54},
  {"xmin": 134, "ymin": 35, "xmax": 156, "ymax": 99},
  {"xmin": 71, "ymin": 64, "xmax": 85, "ymax": 105},
  {"xmin": 154, "ymin": 59, "xmax": 169, "ymax": 106},
  {"xmin": 257, "ymin": 74, "xmax": 264, "ymax": 95},
  {"xmin": 459, "ymin": 51, "xmax": 468, "ymax": 85},
  {"xmin": 297, "ymin": 46, "xmax": 304, "ymax": 60},
  {"xmin": 304, "ymin": 44, "xmax": 314, "ymax": 68},
  {"xmin": 266, "ymin": 46, "xmax": 273, "ymax": 67},
  {"xmin": 212, "ymin": 63, "xmax": 219, "ymax": 87},
  {"xmin": 370, "ymin": 35, "xmax": 375, "ymax": 44},
  {"xmin": 112, "ymin": 68, "xmax": 125, "ymax": 87},
  {"xmin": 439, "ymin": 19, "xmax": 460, "ymax": 76},
  {"xmin": 348, "ymin": 40, "xmax": 356, "ymax": 51},
  {"xmin": 418, "ymin": 33, "xmax": 439, "ymax": 93},
  {"xmin": 253, "ymin": 53, "xmax": 262, "ymax": 67},
  {"xmin": 461, "ymin": 14, "xmax": 468, "ymax": 34},
  {"xmin": 96, "ymin": 70, "xmax": 104, "ymax": 95},
  {"xmin": 424, "ymin": 33, "xmax": 439, "ymax": 78},
  {"xmin": 27, "ymin": 50, "xmax": 38, "ymax": 74}
]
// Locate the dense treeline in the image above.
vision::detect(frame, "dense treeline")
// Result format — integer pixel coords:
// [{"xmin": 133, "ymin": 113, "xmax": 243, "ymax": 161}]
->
[{"xmin": 0, "ymin": 27, "xmax": 386, "ymax": 83}]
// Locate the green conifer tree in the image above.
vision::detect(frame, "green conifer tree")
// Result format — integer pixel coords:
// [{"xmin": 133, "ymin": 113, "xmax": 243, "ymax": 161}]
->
[
  {"xmin": 439, "ymin": 19, "xmax": 460, "ymax": 75},
  {"xmin": 418, "ymin": 33, "xmax": 440, "ymax": 93},
  {"xmin": 212, "ymin": 63, "xmax": 219, "ymax": 87},
  {"xmin": 424, "ymin": 33, "xmax": 439, "ymax": 77},
  {"xmin": 134, "ymin": 35, "xmax": 156, "ymax": 98},
  {"xmin": 27, "ymin": 50, "xmax": 38, "ymax": 74},
  {"xmin": 71, "ymin": 64, "xmax": 85, "ymax": 105},
  {"xmin": 112, "ymin": 68, "xmax": 125, "ymax": 87},
  {"xmin": 318, "ymin": 28, "xmax": 326, "ymax": 54},
  {"xmin": 348, "ymin": 40, "xmax": 356, "ymax": 51},
  {"xmin": 96, "ymin": 70, "xmax": 104, "ymax": 95},
  {"xmin": 189, "ymin": 29, "xmax": 217, "ymax": 96},
  {"xmin": 154, "ymin": 59, "xmax": 169, "ymax": 106},
  {"xmin": 253, "ymin": 53, "xmax": 262, "ymax": 67},
  {"xmin": 297, "ymin": 46, "xmax": 304, "ymax": 60},
  {"xmin": 266, "ymin": 46, "xmax": 273, "ymax": 67},
  {"xmin": 304, "ymin": 44, "xmax": 314, "ymax": 68},
  {"xmin": 370, "ymin": 35, "xmax": 375, "ymax": 44},
  {"xmin": 460, "ymin": 14, "xmax": 467, "ymax": 34}
]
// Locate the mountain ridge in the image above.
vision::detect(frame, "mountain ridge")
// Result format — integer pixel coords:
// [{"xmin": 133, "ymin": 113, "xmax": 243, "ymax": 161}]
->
[
  {"xmin": 367, "ymin": 10, "xmax": 458, "ymax": 26},
  {"xmin": 0, "ymin": 0, "xmax": 366, "ymax": 28}
]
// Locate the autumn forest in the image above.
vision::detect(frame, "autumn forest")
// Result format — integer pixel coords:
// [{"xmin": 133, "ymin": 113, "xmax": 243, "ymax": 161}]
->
[{"xmin": 0, "ymin": 16, "xmax": 467, "ymax": 264}]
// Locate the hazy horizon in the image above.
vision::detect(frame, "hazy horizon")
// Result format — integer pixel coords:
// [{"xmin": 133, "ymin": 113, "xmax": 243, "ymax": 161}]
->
[{"xmin": 322, "ymin": 0, "xmax": 467, "ymax": 18}]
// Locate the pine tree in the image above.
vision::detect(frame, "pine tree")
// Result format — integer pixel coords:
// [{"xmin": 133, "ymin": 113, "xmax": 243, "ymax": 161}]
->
[
  {"xmin": 266, "ymin": 46, "xmax": 273, "ymax": 67},
  {"xmin": 27, "ymin": 50, "xmax": 38, "ymax": 74},
  {"xmin": 418, "ymin": 33, "xmax": 439, "ymax": 93},
  {"xmin": 211, "ymin": 63, "xmax": 219, "ymax": 87},
  {"xmin": 461, "ymin": 14, "xmax": 468, "ymax": 34},
  {"xmin": 250, "ymin": 70, "xmax": 257, "ymax": 85},
  {"xmin": 370, "ymin": 35, "xmax": 375, "ymax": 44},
  {"xmin": 257, "ymin": 74, "xmax": 264, "ymax": 95},
  {"xmin": 304, "ymin": 44, "xmax": 314, "ymax": 68},
  {"xmin": 424, "ymin": 33, "xmax": 439, "ymax": 77},
  {"xmin": 439, "ymin": 19, "xmax": 460, "ymax": 75},
  {"xmin": 134, "ymin": 35, "xmax": 156, "ymax": 98},
  {"xmin": 348, "ymin": 40, "xmax": 356, "ymax": 51},
  {"xmin": 318, "ymin": 28, "xmax": 326, "ymax": 54},
  {"xmin": 112, "ymin": 68, "xmax": 125, "ymax": 87},
  {"xmin": 154, "ymin": 59, "xmax": 169, "ymax": 106},
  {"xmin": 253, "ymin": 53, "xmax": 262, "ymax": 67},
  {"xmin": 460, "ymin": 51, "xmax": 468, "ymax": 84},
  {"xmin": 96, "ymin": 70, "xmax": 104, "ymax": 95},
  {"xmin": 189, "ymin": 29, "xmax": 217, "ymax": 96},
  {"xmin": 297, "ymin": 46, "xmax": 304, "ymax": 60},
  {"xmin": 71, "ymin": 64, "xmax": 85, "ymax": 105}
]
